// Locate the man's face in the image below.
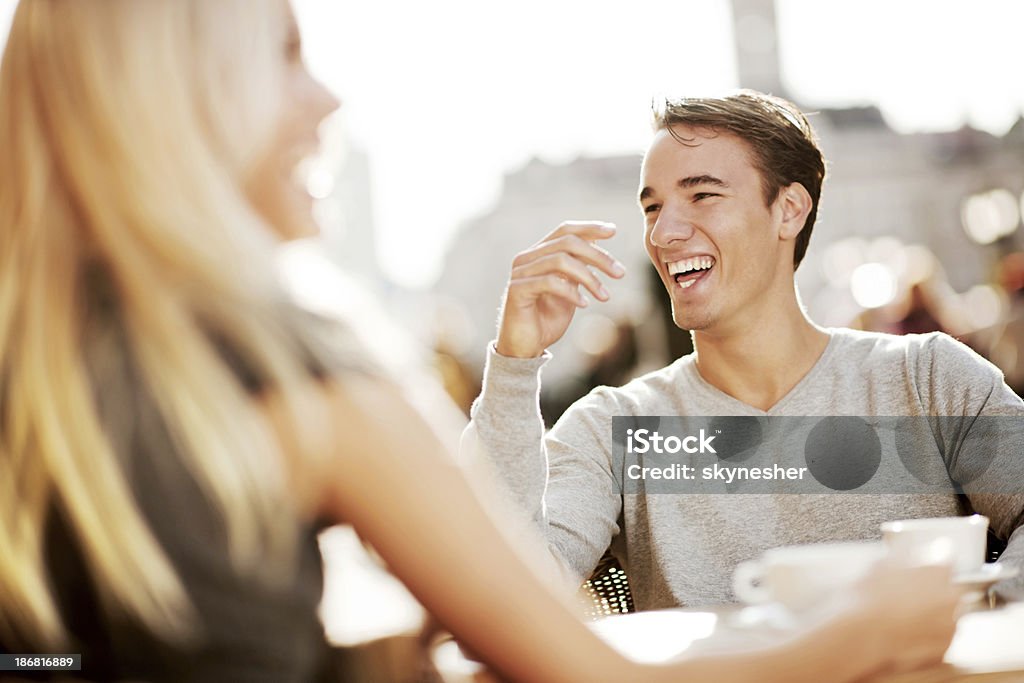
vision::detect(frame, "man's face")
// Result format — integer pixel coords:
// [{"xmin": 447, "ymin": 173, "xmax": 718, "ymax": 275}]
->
[{"xmin": 638, "ymin": 125, "xmax": 794, "ymax": 335}]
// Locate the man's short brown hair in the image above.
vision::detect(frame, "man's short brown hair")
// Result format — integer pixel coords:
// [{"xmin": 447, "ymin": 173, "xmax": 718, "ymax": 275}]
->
[{"xmin": 652, "ymin": 90, "xmax": 825, "ymax": 270}]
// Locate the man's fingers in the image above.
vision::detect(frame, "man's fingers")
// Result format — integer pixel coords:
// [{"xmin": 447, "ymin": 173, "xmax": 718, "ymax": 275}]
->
[
  {"xmin": 514, "ymin": 233, "xmax": 625, "ymax": 281},
  {"xmin": 543, "ymin": 234, "xmax": 626, "ymax": 279},
  {"xmin": 511, "ymin": 253, "xmax": 609, "ymax": 302},
  {"xmin": 545, "ymin": 220, "xmax": 618, "ymax": 243},
  {"xmin": 509, "ymin": 275, "xmax": 588, "ymax": 308}
]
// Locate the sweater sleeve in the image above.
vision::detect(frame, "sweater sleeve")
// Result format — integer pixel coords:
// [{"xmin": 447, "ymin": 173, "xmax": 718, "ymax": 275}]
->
[
  {"xmin": 919, "ymin": 333, "xmax": 1024, "ymax": 599},
  {"xmin": 464, "ymin": 343, "xmax": 622, "ymax": 586}
]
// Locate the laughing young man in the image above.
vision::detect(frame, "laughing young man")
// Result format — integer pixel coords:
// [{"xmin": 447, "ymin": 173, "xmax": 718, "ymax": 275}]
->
[{"xmin": 466, "ymin": 91, "xmax": 1024, "ymax": 608}]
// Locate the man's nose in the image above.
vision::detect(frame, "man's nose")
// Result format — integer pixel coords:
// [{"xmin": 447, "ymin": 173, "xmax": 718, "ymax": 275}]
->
[{"xmin": 648, "ymin": 204, "xmax": 696, "ymax": 248}]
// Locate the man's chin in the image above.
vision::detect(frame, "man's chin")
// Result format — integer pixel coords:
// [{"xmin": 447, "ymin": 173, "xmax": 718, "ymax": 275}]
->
[{"xmin": 672, "ymin": 313, "xmax": 710, "ymax": 332}]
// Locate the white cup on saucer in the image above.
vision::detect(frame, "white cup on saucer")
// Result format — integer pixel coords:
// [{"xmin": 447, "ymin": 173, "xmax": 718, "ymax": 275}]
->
[
  {"xmin": 880, "ymin": 515, "xmax": 988, "ymax": 575},
  {"xmin": 732, "ymin": 541, "xmax": 887, "ymax": 614}
]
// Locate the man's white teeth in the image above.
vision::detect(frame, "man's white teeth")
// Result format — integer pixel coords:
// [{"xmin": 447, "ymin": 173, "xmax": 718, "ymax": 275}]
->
[
  {"xmin": 679, "ymin": 278, "xmax": 697, "ymax": 289},
  {"xmin": 668, "ymin": 255, "xmax": 715, "ymax": 275}
]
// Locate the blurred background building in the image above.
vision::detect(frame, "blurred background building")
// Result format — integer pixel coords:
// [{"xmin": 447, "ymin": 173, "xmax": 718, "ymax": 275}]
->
[{"xmin": 427, "ymin": 0, "xmax": 1024, "ymax": 419}]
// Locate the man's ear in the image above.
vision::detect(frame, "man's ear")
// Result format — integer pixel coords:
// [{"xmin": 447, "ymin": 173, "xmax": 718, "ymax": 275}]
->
[{"xmin": 776, "ymin": 182, "xmax": 812, "ymax": 241}]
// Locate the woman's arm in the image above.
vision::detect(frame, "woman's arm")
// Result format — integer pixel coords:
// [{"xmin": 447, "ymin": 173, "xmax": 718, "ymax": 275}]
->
[
  {"xmin": 270, "ymin": 376, "xmax": 959, "ymax": 683},
  {"xmin": 659, "ymin": 563, "xmax": 960, "ymax": 683}
]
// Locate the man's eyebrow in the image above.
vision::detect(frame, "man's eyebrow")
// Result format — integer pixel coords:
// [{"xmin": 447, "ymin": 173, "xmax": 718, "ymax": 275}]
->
[
  {"xmin": 638, "ymin": 175, "xmax": 730, "ymax": 204},
  {"xmin": 679, "ymin": 174, "xmax": 729, "ymax": 190}
]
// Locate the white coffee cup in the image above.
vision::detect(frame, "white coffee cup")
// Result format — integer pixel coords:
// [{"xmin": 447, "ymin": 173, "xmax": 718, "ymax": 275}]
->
[
  {"xmin": 732, "ymin": 541, "xmax": 887, "ymax": 613},
  {"xmin": 880, "ymin": 515, "xmax": 988, "ymax": 575}
]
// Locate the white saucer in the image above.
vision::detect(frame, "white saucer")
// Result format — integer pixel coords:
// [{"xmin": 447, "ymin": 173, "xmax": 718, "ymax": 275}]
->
[
  {"xmin": 730, "ymin": 603, "xmax": 801, "ymax": 631},
  {"xmin": 954, "ymin": 563, "xmax": 1019, "ymax": 589}
]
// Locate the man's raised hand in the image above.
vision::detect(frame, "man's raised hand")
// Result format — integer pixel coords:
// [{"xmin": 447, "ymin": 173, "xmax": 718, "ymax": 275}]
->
[{"xmin": 496, "ymin": 221, "xmax": 626, "ymax": 359}]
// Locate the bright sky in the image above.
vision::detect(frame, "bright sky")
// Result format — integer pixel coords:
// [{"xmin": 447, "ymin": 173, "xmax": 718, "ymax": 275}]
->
[{"xmin": 3, "ymin": 1, "xmax": 1023, "ymax": 288}]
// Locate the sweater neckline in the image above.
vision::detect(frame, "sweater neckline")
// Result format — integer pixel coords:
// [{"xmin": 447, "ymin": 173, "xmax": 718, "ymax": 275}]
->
[{"xmin": 681, "ymin": 329, "xmax": 841, "ymax": 416}]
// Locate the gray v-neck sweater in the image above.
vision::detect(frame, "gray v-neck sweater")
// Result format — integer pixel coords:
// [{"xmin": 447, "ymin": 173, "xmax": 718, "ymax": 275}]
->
[{"xmin": 467, "ymin": 329, "xmax": 1024, "ymax": 608}]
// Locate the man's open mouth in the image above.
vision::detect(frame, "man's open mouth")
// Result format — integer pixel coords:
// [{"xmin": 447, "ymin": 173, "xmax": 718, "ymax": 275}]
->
[{"xmin": 668, "ymin": 256, "xmax": 716, "ymax": 289}]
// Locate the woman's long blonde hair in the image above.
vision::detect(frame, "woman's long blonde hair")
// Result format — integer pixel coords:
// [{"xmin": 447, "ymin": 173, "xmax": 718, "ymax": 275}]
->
[{"xmin": 0, "ymin": 0, "xmax": 324, "ymax": 647}]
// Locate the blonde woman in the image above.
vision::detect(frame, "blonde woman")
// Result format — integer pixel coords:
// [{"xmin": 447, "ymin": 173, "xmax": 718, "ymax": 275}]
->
[{"xmin": 0, "ymin": 1, "xmax": 963, "ymax": 681}]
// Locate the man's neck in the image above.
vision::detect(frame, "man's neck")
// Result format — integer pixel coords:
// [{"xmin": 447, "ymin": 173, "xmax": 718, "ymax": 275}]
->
[{"xmin": 691, "ymin": 308, "xmax": 830, "ymax": 413}]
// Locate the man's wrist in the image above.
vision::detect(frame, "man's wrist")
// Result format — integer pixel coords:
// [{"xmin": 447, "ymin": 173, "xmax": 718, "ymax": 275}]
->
[
  {"xmin": 475, "ymin": 341, "xmax": 551, "ymax": 413},
  {"xmin": 486, "ymin": 340, "xmax": 552, "ymax": 368},
  {"xmin": 495, "ymin": 338, "xmax": 545, "ymax": 359}
]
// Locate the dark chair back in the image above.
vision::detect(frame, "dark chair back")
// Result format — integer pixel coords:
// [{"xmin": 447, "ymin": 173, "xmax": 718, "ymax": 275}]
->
[
  {"xmin": 579, "ymin": 553, "xmax": 633, "ymax": 619},
  {"xmin": 987, "ymin": 528, "xmax": 1007, "ymax": 562}
]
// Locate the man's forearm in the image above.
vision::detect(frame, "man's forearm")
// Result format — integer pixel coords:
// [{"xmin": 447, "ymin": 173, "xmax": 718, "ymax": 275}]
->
[{"xmin": 465, "ymin": 344, "xmax": 550, "ymax": 515}]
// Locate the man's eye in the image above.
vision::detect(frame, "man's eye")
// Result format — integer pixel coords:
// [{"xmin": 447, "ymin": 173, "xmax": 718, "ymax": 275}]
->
[
  {"xmin": 694, "ymin": 193, "xmax": 719, "ymax": 201},
  {"xmin": 643, "ymin": 204, "xmax": 660, "ymax": 214}
]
